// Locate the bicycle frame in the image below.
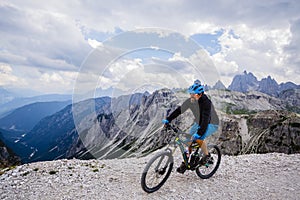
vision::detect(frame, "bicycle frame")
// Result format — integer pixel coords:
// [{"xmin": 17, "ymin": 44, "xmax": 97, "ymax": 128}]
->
[{"xmin": 165, "ymin": 125, "xmax": 201, "ymax": 169}]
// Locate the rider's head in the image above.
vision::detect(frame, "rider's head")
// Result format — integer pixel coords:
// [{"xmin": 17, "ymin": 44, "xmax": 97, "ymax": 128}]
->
[{"xmin": 188, "ymin": 80, "xmax": 204, "ymax": 102}]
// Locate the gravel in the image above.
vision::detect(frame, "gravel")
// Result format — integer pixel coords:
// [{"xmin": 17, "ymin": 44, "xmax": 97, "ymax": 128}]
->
[{"xmin": 1, "ymin": 150, "xmax": 299, "ymax": 200}]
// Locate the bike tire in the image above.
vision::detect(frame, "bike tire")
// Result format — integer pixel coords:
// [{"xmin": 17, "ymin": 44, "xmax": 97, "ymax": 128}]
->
[
  {"xmin": 196, "ymin": 144, "xmax": 221, "ymax": 179},
  {"xmin": 141, "ymin": 150, "xmax": 174, "ymax": 193}
]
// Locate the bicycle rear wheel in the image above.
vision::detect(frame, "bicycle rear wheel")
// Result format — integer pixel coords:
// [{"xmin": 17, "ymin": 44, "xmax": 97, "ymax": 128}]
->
[
  {"xmin": 141, "ymin": 150, "xmax": 174, "ymax": 193},
  {"xmin": 196, "ymin": 144, "xmax": 221, "ymax": 179}
]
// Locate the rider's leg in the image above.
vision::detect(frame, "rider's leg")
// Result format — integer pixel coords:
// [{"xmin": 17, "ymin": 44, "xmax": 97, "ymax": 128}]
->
[
  {"xmin": 195, "ymin": 139, "xmax": 211, "ymax": 164},
  {"xmin": 189, "ymin": 124, "xmax": 218, "ymax": 165},
  {"xmin": 201, "ymin": 140, "xmax": 208, "ymax": 155},
  {"xmin": 195, "ymin": 139, "xmax": 208, "ymax": 155},
  {"xmin": 187, "ymin": 123, "xmax": 201, "ymax": 155},
  {"xmin": 196, "ymin": 124, "xmax": 219, "ymax": 155}
]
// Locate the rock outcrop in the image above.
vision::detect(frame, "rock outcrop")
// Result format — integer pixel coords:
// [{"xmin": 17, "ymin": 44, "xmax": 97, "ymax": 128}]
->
[
  {"xmin": 0, "ymin": 135, "xmax": 21, "ymax": 168},
  {"xmin": 218, "ymin": 110, "xmax": 300, "ymax": 155}
]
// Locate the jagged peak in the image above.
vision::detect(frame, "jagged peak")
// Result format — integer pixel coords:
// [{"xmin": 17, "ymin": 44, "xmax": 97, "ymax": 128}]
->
[
  {"xmin": 227, "ymin": 71, "xmax": 300, "ymax": 96},
  {"xmin": 213, "ymin": 80, "xmax": 226, "ymax": 90},
  {"xmin": 261, "ymin": 75, "xmax": 277, "ymax": 82},
  {"xmin": 242, "ymin": 70, "xmax": 256, "ymax": 77}
]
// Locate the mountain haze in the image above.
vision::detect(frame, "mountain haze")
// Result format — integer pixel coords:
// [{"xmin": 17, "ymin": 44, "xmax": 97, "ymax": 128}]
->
[
  {"xmin": 0, "ymin": 87, "xmax": 15, "ymax": 105},
  {"xmin": 0, "ymin": 101, "xmax": 71, "ymax": 132},
  {"xmin": 0, "ymin": 94, "xmax": 72, "ymax": 118}
]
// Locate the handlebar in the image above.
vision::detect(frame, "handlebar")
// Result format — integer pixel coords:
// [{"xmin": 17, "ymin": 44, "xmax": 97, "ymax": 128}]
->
[
  {"xmin": 163, "ymin": 123, "xmax": 191, "ymax": 137},
  {"xmin": 163, "ymin": 123, "xmax": 199, "ymax": 149}
]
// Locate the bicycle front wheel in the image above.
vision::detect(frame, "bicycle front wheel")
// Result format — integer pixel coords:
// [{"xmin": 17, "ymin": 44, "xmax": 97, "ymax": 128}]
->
[
  {"xmin": 141, "ymin": 150, "xmax": 174, "ymax": 193},
  {"xmin": 196, "ymin": 144, "xmax": 221, "ymax": 179}
]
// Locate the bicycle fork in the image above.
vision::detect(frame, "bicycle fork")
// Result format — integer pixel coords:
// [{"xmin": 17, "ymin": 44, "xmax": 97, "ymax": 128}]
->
[{"xmin": 155, "ymin": 153, "xmax": 172, "ymax": 175}]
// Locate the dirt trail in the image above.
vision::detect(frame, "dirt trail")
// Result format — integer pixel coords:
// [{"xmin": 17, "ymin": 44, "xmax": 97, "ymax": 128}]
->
[{"xmin": 1, "ymin": 152, "xmax": 299, "ymax": 200}]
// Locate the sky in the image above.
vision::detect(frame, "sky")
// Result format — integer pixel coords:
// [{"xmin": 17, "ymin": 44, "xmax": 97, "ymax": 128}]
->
[{"xmin": 1, "ymin": 0, "xmax": 300, "ymax": 96}]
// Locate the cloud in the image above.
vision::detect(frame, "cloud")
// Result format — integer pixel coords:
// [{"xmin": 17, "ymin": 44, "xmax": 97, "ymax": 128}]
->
[
  {"xmin": 108, "ymin": 48, "xmax": 219, "ymax": 93},
  {"xmin": 74, "ymin": 29, "xmax": 210, "ymax": 96},
  {"xmin": 0, "ymin": 63, "xmax": 15, "ymax": 86},
  {"xmin": 103, "ymin": 58, "xmax": 142, "ymax": 80},
  {"xmin": 0, "ymin": 63, "xmax": 26, "ymax": 86},
  {"xmin": 0, "ymin": 62, "xmax": 77, "ymax": 94},
  {"xmin": 0, "ymin": 2, "xmax": 91, "ymax": 70},
  {"xmin": 88, "ymin": 39, "xmax": 103, "ymax": 48},
  {"xmin": 283, "ymin": 18, "xmax": 300, "ymax": 79},
  {"xmin": 1, "ymin": 0, "xmax": 300, "ymax": 95},
  {"xmin": 211, "ymin": 23, "xmax": 299, "ymax": 84},
  {"xmin": 104, "ymin": 62, "xmax": 191, "ymax": 94},
  {"xmin": 211, "ymin": 59, "xmax": 239, "ymax": 87},
  {"xmin": 0, "ymin": 63, "xmax": 12, "ymax": 74}
]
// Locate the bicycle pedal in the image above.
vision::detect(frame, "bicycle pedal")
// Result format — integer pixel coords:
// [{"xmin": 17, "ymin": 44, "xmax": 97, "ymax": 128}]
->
[
  {"xmin": 176, "ymin": 167, "xmax": 186, "ymax": 174},
  {"xmin": 176, "ymin": 162, "xmax": 187, "ymax": 174}
]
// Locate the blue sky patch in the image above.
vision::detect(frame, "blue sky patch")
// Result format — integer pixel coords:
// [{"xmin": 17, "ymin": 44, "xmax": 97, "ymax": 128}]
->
[{"xmin": 190, "ymin": 30, "xmax": 224, "ymax": 55}]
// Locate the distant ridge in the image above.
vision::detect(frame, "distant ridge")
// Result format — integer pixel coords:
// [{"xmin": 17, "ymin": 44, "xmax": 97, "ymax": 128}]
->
[
  {"xmin": 228, "ymin": 70, "xmax": 300, "ymax": 96},
  {"xmin": 0, "ymin": 94, "xmax": 72, "ymax": 118},
  {"xmin": 0, "ymin": 101, "xmax": 71, "ymax": 132}
]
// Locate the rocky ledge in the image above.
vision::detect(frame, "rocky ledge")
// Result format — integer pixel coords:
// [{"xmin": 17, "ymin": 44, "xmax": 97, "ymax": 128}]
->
[{"xmin": 1, "ymin": 150, "xmax": 299, "ymax": 200}]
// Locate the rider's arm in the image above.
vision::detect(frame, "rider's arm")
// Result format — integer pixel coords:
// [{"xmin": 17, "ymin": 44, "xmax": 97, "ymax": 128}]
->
[
  {"xmin": 166, "ymin": 99, "xmax": 190, "ymax": 122},
  {"xmin": 197, "ymin": 100, "xmax": 211, "ymax": 136}
]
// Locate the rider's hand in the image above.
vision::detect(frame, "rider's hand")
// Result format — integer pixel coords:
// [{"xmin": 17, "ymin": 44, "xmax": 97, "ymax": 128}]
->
[
  {"xmin": 162, "ymin": 119, "xmax": 169, "ymax": 124},
  {"xmin": 162, "ymin": 119, "xmax": 170, "ymax": 127}
]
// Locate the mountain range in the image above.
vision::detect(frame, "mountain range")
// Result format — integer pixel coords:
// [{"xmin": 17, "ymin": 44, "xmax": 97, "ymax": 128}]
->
[
  {"xmin": 0, "ymin": 101, "xmax": 71, "ymax": 132},
  {"xmin": 228, "ymin": 70, "xmax": 300, "ymax": 96},
  {"xmin": 0, "ymin": 71, "xmax": 299, "ymax": 165},
  {"xmin": 0, "ymin": 93, "xmax": 72, "ymax": 118},
  {"xmin": 2, "ymin": 88, "xmax": 299, "ymax": 164}
]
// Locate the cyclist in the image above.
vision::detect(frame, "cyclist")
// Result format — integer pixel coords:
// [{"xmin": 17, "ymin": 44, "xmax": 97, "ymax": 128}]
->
[{"xmin": 162, "ymin": 80, "xmax": 219, "ymax": 173}]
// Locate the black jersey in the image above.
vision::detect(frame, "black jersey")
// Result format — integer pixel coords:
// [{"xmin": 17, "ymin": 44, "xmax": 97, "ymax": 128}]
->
[{"xmin": 166, "ymin": 94, "xmax": 219, "ymax": 136}]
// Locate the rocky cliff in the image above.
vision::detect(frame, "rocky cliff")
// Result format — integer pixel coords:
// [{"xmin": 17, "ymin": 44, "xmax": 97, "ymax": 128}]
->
[
  {"xmin": 217, "ymin": 110, "xmax": 300, "ymax": 155},
  {"xmin": 0, "ymin": 133, "xmax": 21, "ymax": 168},
  {"xmin": 71, "ymin": 89, "xmax": 300, "ymax": 158}
]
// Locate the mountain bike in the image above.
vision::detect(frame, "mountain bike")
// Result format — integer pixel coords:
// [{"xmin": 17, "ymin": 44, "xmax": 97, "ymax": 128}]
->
[{"xmin": 141, "ymin": 123, "xmax": 221, "ymax": 193}]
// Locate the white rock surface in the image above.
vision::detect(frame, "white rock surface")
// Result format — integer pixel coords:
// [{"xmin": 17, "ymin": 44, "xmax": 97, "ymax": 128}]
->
[{"xmin": 1, "ymin": 150, "xmax": 299, "ymax": 200}]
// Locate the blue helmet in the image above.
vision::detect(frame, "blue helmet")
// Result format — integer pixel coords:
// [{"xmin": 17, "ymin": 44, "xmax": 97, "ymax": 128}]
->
[{"xmin": 188, "ymin": 81, "xmax": 204, "ymax": 94}]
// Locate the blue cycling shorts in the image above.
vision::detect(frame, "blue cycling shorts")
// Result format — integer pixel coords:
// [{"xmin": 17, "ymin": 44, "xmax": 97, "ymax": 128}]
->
[{"xmin": 189, "ymin": 122, "xmax": 218, "ymax": 141}]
